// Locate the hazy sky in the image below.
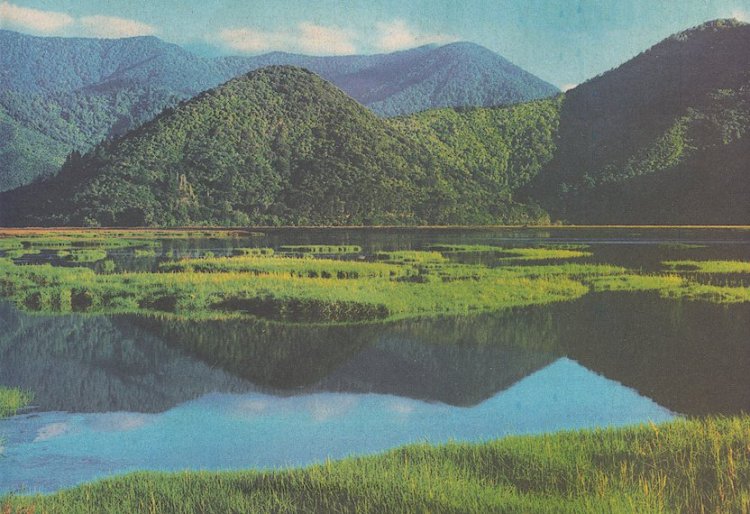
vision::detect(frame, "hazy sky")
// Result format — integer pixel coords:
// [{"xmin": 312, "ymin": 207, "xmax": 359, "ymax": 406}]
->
[{"xmin": 2, "ymin": 0, "xmax": 749, "ymax": 87}]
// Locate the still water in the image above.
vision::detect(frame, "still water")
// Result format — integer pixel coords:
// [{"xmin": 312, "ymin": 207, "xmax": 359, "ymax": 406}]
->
[{"xmin": 0, "ymin": 228, "xmax": 748, "ymax": 493}]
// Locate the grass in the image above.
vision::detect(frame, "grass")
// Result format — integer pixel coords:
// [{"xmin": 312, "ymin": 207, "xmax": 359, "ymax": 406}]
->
[
  {"xmin": 59, "ymin": 249, "xmax": 109, "ymax": 263},
  {"xmin": 663, "ymin": 260, "xmax": 750, "ymax": 273},
  {"xmin": 2, "ymin": 416, "xmax": 750, "ymax": 513},
  {"xmin": 0, "ymin": 233, "xmax": 747, "ymax": 323},
  {"xmin": 232, "ymin": 247, "xmax": 275, "ymax": 257},
  {"xmin": 0, "ymin": 387, "xmax": 32, "ymax": 418},
  {"xmin": 278, "ymin": 245, "xmax": 362, "ymax": 254},
  {"xmin": 426, "ymin": 244, "xmax": 592, "ymax": 260}
]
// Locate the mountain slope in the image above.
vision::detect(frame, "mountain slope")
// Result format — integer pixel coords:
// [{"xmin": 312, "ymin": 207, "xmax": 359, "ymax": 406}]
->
[
  {"xmin": 247, "ymin": 43, "xmax": 558, "ymax": 116},
  {"xmin": 0, "ymin": 105, "xmax": 68, "ymax": 190},
  {"xmin": 0, "ymin": 30, "xmax": 557, "ymax": 191},
  {"xmin": 0, "ymin": 67, "xmax": 553, "ymax": 227},
  {"xmin": 524, "ymin": 19, "xmax": 750, "ymax": 223}
]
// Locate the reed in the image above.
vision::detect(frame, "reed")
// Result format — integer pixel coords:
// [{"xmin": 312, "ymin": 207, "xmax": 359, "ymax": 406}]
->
[{"xmin": 3, "ymin": 416, "xmax": 749, "ymax": 513}]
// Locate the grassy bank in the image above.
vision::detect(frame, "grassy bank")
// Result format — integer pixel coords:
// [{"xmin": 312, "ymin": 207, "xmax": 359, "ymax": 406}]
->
[{"xmin": 2, "ymin": 416, "xmax": 749, "ymax": 513}]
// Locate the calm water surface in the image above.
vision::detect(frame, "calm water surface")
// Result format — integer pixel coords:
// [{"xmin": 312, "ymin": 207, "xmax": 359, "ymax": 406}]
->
[{"xmin": 0, "ymin": 228, "xmax": 748, "ymax": 493}]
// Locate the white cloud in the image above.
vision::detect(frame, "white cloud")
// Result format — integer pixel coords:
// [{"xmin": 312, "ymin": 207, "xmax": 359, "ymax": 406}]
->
[
  {"xmin": 561, "ymin": 83, "xmax": 578, "ymax": 92},
  {"xmin": 79, "ymin": 15, "xmax": 157, "ymax": 38},
  {"xmin": 218, "ymin": 27, "xmax": 287, "ymax": 53},
  {"xmin": 374, "ymin": 19, "xmax": 458, "ymax": 52},
  {"xmin": 297, "ymin": 22, "xmax": 356, "ymax": 54},
  {"xmin": 0, "ymin": 2, "xmax": 156, "ymax": 38},
  {"xmin": 0, "ymin": 1, "xmax": 74, "ymax": 34},
  {"xmin": 731, "ymin": 9, "xmax": 749, "ymax": 22},
  {"xmin": 218, "ymin": 22, "xmax": 356, "ymax": 55}
]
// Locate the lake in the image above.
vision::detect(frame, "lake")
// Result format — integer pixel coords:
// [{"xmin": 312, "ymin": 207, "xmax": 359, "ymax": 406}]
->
[{"xmin": 0, "ymin": 227, "xmax": 748, "ymax": 493}]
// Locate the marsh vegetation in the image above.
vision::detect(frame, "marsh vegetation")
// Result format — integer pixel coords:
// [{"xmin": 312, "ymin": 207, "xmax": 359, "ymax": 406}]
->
[{"xmin": 0, "ymin": 227, "xmax": 748, "ymax": 510}]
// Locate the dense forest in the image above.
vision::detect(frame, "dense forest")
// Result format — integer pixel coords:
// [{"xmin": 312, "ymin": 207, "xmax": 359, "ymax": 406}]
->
[
  {"xmin": 524, "ymin": 19, "xmax": 750, "ymax": 223},
  {"xmin": 0, "ymin": 20, "xmax": 748, "ymax": 226},
  {"xmin": 0, "ymin": 30, "xmax": 556, "ymax": 190},
  {"xmin": 0, "ymin": 67, "xmax": 556, "ymax": 226}
]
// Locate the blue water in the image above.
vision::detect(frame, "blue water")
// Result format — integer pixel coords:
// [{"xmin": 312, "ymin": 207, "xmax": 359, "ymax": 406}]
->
[{"xmin": 0, "ymin": 358, "xmax": 674, "ymax": 494}]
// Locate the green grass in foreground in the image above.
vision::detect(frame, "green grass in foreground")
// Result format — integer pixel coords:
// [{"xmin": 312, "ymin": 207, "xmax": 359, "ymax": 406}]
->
[
  {"xmin": 3, "ymin": 416, "xmax": 750, "ymax": 513},
  {"xmin": 0, "ymin": 387, "xmax": 32, "ymax": 418}
]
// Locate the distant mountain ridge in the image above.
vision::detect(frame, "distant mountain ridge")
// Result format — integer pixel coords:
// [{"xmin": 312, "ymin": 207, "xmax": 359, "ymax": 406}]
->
[{"xmin": 0, "ymin": 29, "xmax": 557, "ymax": 191}]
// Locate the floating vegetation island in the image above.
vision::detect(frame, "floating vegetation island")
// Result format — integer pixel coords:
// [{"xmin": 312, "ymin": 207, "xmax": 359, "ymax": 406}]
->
[{"xmin": 0, "ymin": 230, "xmax": 748, "ymax": 324}]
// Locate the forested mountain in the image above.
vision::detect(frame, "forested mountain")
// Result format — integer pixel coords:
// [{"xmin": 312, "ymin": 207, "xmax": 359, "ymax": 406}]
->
[
  {"xmin": 0, "ymin": 29, "xmax": 556, "ymax": 191},
  {"xmin": 0, "ymin": 67, "xmax": 555, "ymax": 226},
  {"xmin": 259, "ymin": 42, "xmax": 559, "ymax": 117},
  {"xmin": 1, "ymin": 20, "xmax": 748, "ymax": 226},
  {"xmin": 523, "ymin": 19, "xmax": 750, "ymax": 224}
]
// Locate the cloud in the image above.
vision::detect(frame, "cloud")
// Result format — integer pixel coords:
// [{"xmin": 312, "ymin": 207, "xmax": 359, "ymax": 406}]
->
[
  {"xmin": 560, "ymin": 83, "xmax": 578, "ymax": 92},
  {"xmin": 297, "ymin": 22, "xmax": 356, "ymax": 54},
  {"xmin": 79, "ymin": 15, "xmax": 157, "ymax": 38},
  {"xmin": 731, "ymin": 9, "xmax": 749, "ymax": 22},
  {"xmin": 218, "ymin": 27, "xmax": 286, "ymax": 53},
  {"xmin": 0, "ymin": 2, "xmax": 156, "ymax": 38},
  {"xmin": 374, "ymin": 19, "xmax": 458, "ymax": 52},
  {"xmin": 218, "ymin": 22, "xmax": 356, "ymax": 55},
  {"xmin": 0, "ymin": 1, "xmax": 74, "ymax": 34}
]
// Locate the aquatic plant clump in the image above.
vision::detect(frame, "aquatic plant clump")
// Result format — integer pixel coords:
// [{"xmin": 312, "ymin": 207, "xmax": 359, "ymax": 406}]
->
[
  {"xmin": 427, "ymin": 244, "xmax": 592, "ymax": 260},
  {"xmin": 663, "ymin": 260, "xmax": 750, "ymax": 273},
  {"xmin": 0, "ymin": 387, "xmax": 32, "ymax": 418},
  {"xmin": 3, "ymin": 416, "xmax": 750, "ymax": 513},
  {"xmin": 0, "ymin": 232, "xmax": 748, "ymax": 324}
]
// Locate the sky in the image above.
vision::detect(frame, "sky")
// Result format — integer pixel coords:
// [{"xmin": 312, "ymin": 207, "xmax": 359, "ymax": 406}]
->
[{"xmin": 1, "ymin": 0, "xmax": 749, "ymax": 88}]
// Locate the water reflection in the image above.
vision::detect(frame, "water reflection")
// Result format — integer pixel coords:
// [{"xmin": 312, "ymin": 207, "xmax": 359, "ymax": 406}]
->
[
  {"xmin": 0, "ymin": 303, "xmax": 257, "ymax": 413},
  {"xmin": 2, "ymin": 287, "xmax": 749, "ymax": 416},
  {"xmin": 0, "ymin": 358, "xmax": 674, "ymax": 494},
  {"xmin": 137, "ymin": 311, "xmax": 559, "ymax": 406},
  {"xmin": 558, "ymin": 292, "xmax": 750, "ymax": 415}
]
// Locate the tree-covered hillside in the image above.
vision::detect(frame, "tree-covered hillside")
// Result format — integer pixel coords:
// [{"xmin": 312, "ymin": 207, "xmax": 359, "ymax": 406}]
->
[
  {"xmin": 524, "ymin": 19, "xmax": 750, "ymax": 223},
  {"xmin": 0, "ymin": 67, "xmax": 555, "ymax": 227},
  {"xmin": 2, "ymin": 20, "xmax": 748, "ymax": 226},
  {"xmin": 0, "ymin": 30, "xmax": 556, "ymax": 191}
]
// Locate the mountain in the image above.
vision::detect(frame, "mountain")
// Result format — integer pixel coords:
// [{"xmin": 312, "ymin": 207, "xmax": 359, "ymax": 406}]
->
[
  {"xmin": 246, "ymin": 42, "xmax": 559, "ymax": 116},
  {"xmin": 0, "ymin": 30, "xmax": 557, "ymax": 191},
  {"xmin": 3, "ymin": 20, "xmax": 747, "ymax": 226},
  {"xmin": 523, "ymin": 19, "xmax": 750, "ymax": 224},
  {"xmin": 0, "ymin": 67, "xmax": 555, "ymax": 227}
]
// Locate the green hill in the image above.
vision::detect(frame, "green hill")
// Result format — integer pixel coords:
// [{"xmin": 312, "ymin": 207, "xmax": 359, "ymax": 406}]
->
[
  {"xmin": 2, "ymin": 20, "xmax": 749, "ymax": 226},
  {"xmin": 524, "ymin": 19, "xmax": 750, "ymax": 223},
  {"xmin": 0, "ymin": 30, "xmax": 557, "ymax": 191},
  {"xmin": 0, "ymin": 67, "xmax": 555, "ymax": 227}
]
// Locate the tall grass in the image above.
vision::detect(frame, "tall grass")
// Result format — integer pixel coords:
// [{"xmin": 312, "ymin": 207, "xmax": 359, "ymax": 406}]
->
[
  {"xmin": 0, "ymin": 387, "xmax": 32, "ymax": 418},
  {"xmin": 3, "ymin": 416, "xmax": 750, "ymax": 513}
]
